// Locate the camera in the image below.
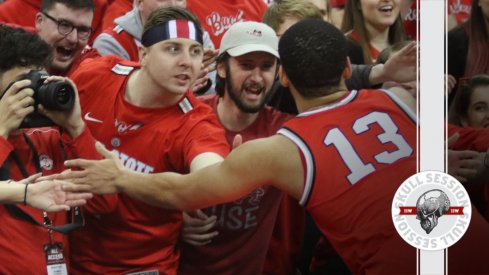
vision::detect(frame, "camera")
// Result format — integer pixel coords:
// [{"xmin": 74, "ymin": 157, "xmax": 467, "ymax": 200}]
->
[{"xmin": 16, "ymin": 70, "xmax": 75, "ymax": 128}]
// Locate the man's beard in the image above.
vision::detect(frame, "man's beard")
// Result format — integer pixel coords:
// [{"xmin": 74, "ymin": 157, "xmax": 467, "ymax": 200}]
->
[{"xmin": 225, "ymin": 63, "xmax": 273, "ymax": 114}]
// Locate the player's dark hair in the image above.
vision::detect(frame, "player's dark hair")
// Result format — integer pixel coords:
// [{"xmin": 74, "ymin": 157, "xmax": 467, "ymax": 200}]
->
[{"xmin": 279, "ymin": 19, "xmax": 346, "ymax": 97}]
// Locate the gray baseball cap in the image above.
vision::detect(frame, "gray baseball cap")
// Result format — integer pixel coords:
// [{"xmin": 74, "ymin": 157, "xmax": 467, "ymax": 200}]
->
[{"xmin": 219, "ymin": 21, "xmax": 279, "ymax": 58}]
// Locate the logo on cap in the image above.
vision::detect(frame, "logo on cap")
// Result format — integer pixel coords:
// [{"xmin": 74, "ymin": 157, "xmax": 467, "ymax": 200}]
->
[{"xmin": 246, "ymin": 30, "xmax": 262, "ymax": 37}]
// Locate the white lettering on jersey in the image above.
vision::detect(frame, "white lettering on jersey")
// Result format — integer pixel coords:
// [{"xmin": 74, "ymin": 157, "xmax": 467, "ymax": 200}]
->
[{"xmin": 111, "ymin": 149, "xmax": 154, "ymax": 173}]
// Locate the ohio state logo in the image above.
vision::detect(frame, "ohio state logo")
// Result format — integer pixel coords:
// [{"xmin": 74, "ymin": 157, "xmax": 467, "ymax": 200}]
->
[
  {"xmin": 39, "ymin": 154, "xmax": 53, "ymax": 171},
  {"xmin": 391, "ymin": 171, "xmax": 471, "ymax": 250}
]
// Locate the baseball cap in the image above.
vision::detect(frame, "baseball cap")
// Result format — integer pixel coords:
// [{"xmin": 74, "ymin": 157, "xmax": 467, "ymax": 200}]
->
[{"xmin": 219, "ymin": 21, "xmax": 279, "ymax": 58}]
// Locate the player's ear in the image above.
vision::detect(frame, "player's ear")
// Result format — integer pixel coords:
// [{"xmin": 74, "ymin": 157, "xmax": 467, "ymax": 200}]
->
[
  {"xmin": 342, "ymin": 57, "xmax": 352, "ymax": 80},
  {"xmin": 278, "ymin": 65, "xmax": 290, "ymax": 88}
]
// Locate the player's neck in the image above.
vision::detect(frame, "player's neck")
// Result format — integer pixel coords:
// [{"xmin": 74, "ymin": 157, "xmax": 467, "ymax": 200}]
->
[
  {"xmin": 296, "ymin": 89, "xmax": 349, "ymax": 113},
  {"xmin": 216, "ymin": 95, "xmax": 259, "ymax": 132},
  {"xmin": 125, "ymin": 70, "xmax": 183, "ymax": 108}
]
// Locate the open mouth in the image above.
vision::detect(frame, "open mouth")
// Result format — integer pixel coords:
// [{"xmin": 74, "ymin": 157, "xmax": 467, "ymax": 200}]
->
[
  {"xmin": 242, "ymin": 85, "xmax": 264, "ymax": 101},
  {"xmin": 245, "ymin": 86, "xmax": 262, "ymax": 95},
  {"xmin": 56, "ymin": 46, "xmax": 75, "ymax": 60},
  {"xmin": 175, "ymin": 74, "xmax": 191, "ymax": 85},
  {"xmin": 379, "ymin": 5, "xmax": 394, "ymax": 13}
]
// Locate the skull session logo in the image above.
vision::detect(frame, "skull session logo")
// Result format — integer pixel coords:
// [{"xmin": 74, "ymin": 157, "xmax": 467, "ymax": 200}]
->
[{"xmin": 391, "ymin": 171, "xmax": 471, "ymax": 250}]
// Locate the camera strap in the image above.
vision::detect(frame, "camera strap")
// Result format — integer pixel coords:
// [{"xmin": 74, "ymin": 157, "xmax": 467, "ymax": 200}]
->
[{"xmin": 1, "ymin": 132, "xmax": 84, "ymax": 234}]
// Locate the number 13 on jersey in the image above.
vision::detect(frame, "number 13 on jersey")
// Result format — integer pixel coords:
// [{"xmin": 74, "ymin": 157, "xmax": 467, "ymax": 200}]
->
[{"xmin": 324, "ymin": 111, "xmax": 414, "ymax": 185}]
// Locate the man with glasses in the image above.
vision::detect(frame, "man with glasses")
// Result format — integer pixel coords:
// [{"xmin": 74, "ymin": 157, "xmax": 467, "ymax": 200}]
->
[
  {"xmin": 35, "ymin": 0, "xmax": 100, "ymax": 77},
  {"xmin": 0, "ymin": 0, "xmax": 107, "ymax": 45}
]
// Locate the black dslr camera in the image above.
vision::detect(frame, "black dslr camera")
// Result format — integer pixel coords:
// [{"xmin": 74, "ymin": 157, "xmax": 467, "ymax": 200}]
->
[{"xmin": 15, "ymin": 70, "xmax": 75, "ymax": 128}]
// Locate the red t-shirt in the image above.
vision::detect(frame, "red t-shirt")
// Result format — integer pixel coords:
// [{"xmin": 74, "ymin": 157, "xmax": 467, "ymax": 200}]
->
[
  {"xmin": 178, "ymin": 94, "xmax": 292, "ymax": 275},
  {"xmin": 262, "ymin": 194, "xmax": 305, "ymax": 275},
  {"xmin": 0, "ymin": 0, "xmax": 108, "ymax": 45},
  {"xmin": 0, "ymin": 127, "xmax": 98, "ymax": 274},
  {"xmin": 68, "ymin": 56, "xmax": 229, "ymax": 275},
  {"xmin": 187, "ymin": 0, "xmax": 267, "ymax": 48},
  {"xmin": 278, "ymin": 89, "xmax": 418, "ymax": 274}
]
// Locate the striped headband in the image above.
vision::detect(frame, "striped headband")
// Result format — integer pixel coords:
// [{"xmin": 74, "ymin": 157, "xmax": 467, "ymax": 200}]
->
[{"xmin": 141, "ymin": 19, "xmax": 203, "ymax": 47}]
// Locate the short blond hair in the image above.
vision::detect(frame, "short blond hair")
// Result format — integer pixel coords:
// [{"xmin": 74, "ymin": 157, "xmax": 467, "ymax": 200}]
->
[{"xmin": 262, "ymin": 0, "xmax": 323, "ymax": 32}]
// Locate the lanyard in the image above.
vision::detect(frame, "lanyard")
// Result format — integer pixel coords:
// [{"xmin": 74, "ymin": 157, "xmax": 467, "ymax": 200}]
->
[{"xmin": 0, "ymin": 132, "xmax": 83, "ymax": 234}]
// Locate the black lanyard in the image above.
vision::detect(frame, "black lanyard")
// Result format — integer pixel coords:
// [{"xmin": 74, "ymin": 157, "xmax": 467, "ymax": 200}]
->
[{"xmin": 0, "ymin": 132, "xmax": 84, "ymax": 234}]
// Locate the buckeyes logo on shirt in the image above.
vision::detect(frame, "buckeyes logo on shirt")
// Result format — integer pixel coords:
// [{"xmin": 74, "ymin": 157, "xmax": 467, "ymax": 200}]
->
[
  {"xmin": 115, "ymin": 119, "xmax": 142, "ymax": 133},
  {"xmin": 205, "ymin": 9, "xmax": 244, "ymax": 36},
  {"xmin": 39, "ymin": 154, "xmax": 54, "ymax": 171}
]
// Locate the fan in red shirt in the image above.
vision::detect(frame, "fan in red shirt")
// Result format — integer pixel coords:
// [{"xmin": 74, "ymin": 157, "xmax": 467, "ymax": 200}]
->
[
  {"xmin": 67, "ymin": 7, "xmax": 229, "ymax": 274},
  {"xmin": 178, "ymin": 21, "xmax": 295, "ymax": 275}
]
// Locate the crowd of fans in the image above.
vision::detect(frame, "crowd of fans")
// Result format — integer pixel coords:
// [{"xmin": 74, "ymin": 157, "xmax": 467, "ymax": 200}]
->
[{"xmin": 1, "ymin": 0, "xmax": 488, "ymax": 274}]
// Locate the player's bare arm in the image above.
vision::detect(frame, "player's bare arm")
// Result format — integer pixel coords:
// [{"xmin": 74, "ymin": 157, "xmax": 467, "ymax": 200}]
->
[{"xmin": 62, "ymin": 136, "xmax": 304, "ymax": 211}]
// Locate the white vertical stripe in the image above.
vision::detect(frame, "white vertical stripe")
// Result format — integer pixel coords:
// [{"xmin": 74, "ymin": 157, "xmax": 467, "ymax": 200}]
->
[
  {"xmin": 168, "ymin": 20, "xmax": 177, "ymax": 39},
  {"xmin": 420, "ymin": 0, "xmax": 445, "ymax": 274},
  {"xmin": 188, "ymin": 21, "xmax": 196, "ymax": 41}
]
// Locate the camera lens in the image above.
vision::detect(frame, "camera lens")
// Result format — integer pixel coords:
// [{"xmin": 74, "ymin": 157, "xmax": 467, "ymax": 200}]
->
[{"xmin": 38, "ymin": 81, "xmax": 75, "ymax": 111}]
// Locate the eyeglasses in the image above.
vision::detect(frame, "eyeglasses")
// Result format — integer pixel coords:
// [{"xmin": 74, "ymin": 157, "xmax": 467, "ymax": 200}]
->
[{"xmin": 41, "ymin": 12, "xmax": 93, "ymax": 40}]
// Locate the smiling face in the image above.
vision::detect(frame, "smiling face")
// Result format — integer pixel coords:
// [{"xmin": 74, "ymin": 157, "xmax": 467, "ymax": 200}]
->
[
  {"xmin": 139, "ymin": 38, "xmax": 203, "ymax": 95},
  {"xmin": 359, "ymin": 0, "xmax": 401, "ymax": 31},
  {"xmin": 35, "ymin": 3, "xmax": 93, "ymax": 74},
  {"xmin": 219, "ymin": 52, "xmax": 278, "ymax": 113},
  {"xmin": 463, "ymin": 85, "xmax": 489, "ymax": 128}
]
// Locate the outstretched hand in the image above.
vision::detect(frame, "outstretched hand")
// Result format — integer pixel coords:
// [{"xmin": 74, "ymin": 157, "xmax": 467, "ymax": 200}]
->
[
  {"xmin": 59, "ymin": 141, "xmax": 124, "ymax": 195},
  {"xmin": 383, "ymin": 41, "xmax": 417, "ymax": 84},
  {"xmin": 26, "ymin": 178, "xmax": 93, "ymax": 212}
]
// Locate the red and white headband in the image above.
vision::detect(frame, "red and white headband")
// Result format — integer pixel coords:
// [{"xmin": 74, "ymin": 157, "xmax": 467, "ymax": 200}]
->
[{"xmin": 142, "ymin": 19, "xmax": 203, "ymax": 47}]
